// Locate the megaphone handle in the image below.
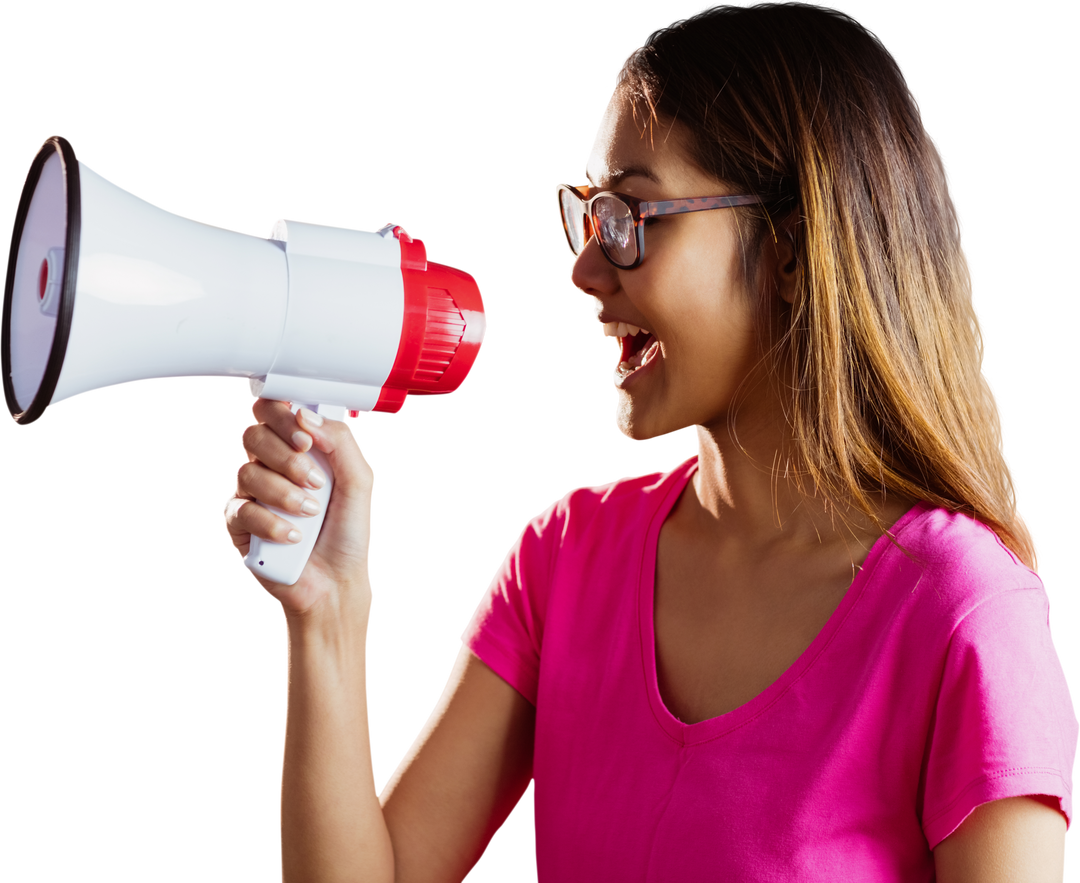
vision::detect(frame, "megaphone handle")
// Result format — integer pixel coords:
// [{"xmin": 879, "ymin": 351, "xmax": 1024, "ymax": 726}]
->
[{"xmin": 243, "ymin": 403, "xmax": 341, "ymax": 586}]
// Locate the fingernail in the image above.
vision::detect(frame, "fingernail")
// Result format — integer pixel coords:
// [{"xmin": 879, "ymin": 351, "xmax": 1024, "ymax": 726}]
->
[
  {"xmin": 299, "ymin": 408, "xmax": 323, "ymax": 427},
  {"xmin": 307, "ymin": 467, "xmax": 327, "ymax": 489},
  {"xmin": 291, "ymin": 430, "xmax": 311, "ymax": 450},
  {"xmin": 286, "ymin": 529, "xmax": 302, "ymax": 543},
  {"xmin": 300, "ymin": 498, "xmax": 320, "ymax": 516}
]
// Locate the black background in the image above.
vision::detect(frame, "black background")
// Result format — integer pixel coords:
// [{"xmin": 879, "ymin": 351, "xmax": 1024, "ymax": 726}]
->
[{"xmin": 2, "ymin": 3, "xmax": 1062, "ymax": 876}]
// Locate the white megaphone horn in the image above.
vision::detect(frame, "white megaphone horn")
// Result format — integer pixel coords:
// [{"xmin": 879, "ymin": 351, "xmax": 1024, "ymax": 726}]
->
[{"xmin": 3, "ymin": 136, "xmax": 485, "ymax": 585}]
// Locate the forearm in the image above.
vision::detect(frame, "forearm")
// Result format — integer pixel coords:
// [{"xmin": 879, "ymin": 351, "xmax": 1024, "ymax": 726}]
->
[{"xmin": 282, "ymin": 579, "xmax": 394, "ymax": 883}]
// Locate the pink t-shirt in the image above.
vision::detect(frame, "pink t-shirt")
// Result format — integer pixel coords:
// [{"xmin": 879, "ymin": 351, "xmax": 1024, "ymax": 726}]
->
[{"xmin": 464, "ymin": 458, "xmax": 1076, "ymax": 881}]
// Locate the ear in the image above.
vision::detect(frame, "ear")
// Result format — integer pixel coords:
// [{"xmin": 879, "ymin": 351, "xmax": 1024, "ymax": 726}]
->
[
  {"xmin": 776, "ymin": 235, "xmax": 798, "ymax": 304},
  {"xmin": 771, "ymin": 216, "xmax": 799, "ymax": 304},
  {"xmin": 781, "ymin": 237, "xmax": 799, "ymax": 300}
]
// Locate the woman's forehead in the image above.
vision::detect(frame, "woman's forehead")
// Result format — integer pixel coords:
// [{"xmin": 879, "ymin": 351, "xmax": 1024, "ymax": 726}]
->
[
  {"xmin": 585, "ymin": 90, "xmax": 702, "ymax": 193},
  {"xmin": 586, "ymin": 91, "xmax": 653, "ymax": 187}
]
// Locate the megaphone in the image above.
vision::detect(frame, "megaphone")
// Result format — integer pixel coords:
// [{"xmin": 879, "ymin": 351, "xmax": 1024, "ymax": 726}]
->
[{"xmin": 3, "ymin": 136, "xmax": 485, "ymax": 585}]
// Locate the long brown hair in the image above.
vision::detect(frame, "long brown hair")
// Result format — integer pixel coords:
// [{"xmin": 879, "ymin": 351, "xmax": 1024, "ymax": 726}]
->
[{"xmin": 620, "ymin": 3, "xmax": 1034, "ymax": 567}]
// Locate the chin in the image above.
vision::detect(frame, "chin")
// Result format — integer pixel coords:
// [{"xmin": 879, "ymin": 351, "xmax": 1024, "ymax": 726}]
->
[{"xmin": 615, "ymin": 398, "xmax": 679, "ymax": 441}]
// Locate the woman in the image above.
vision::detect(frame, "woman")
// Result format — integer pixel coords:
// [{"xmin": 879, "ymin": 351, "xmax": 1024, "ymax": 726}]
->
[{"xmin": 225, "ymin": 4, "xmax": 1075, "ymax": 880}]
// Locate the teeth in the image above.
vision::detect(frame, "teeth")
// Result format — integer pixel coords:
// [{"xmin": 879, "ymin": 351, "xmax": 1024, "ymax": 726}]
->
[{"xmin": 603, "ymin": 321, "xmax": 647, "ymax": 338}]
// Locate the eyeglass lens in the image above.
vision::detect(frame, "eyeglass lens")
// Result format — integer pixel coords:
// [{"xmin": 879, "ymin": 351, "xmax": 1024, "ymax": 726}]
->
[
  {"xmin": 560, "ymin": 190, "xmax": 639, "ymax": 267},
  {"xmin": 560, "ymin": 189, "xmax": 585, "ymax": 254}
]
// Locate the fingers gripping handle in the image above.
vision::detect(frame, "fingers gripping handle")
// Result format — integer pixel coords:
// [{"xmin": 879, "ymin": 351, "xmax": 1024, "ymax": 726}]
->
[{"xmin": 243, "ymin": 403, "xmax": 344, "ymax": 586}]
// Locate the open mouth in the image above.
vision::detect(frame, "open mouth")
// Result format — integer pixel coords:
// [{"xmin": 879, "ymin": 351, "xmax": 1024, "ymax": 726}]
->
[
  {"xmin": 617, "ymin": 330, "xmax": 656, "ymax": 371},
  {"xmin": 600, "ymin": 319, "xmax": 656, "ymax": 382},
  {"xmin": 626, "ymin": 328, "xmax": 648, "ymax": 360}
]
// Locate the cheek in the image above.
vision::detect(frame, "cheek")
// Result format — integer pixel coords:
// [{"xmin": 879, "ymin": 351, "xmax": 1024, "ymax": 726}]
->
[
  {"xmin": 660, "ymin": 256, "xmax": 756, "ymax": 363},
  {"xmin": 624, "ymin": 215, "xmax": 764, "ymax": 392},
  {"xmin": 662, "ymin": 217, "xmax": 747, "ymax": 300}
]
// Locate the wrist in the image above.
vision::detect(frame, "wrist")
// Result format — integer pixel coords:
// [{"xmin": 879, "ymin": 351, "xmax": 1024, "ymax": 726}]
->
[{"xmin": 284, "ymin": 574, "xmax": 373, "ymax": 648}]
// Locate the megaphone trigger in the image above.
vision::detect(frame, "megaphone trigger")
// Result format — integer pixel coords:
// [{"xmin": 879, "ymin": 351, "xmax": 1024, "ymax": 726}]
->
[{"xmin": 5, "ymin": 137, "xmax": 486, "ymax": 587}]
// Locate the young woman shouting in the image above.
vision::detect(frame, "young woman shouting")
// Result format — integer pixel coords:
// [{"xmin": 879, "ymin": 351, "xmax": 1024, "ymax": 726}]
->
[{"xmin": 226, "ymin": 5, "xmax": 1076, "ymax": 880}]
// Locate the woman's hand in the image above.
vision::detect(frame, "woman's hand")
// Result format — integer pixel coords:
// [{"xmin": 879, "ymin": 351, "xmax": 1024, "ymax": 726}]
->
[{"xmin": 225, "ymin": 398, "xmax": 373, "ymax": 617}]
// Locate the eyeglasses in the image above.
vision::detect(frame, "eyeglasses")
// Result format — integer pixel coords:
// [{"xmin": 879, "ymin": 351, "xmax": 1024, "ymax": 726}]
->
[{"xmin": 558, "ymin": 184, "xmax": 764, "ymax": 270}]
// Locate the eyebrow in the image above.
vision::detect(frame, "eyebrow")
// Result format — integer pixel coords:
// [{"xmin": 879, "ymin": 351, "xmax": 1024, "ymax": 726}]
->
[{"xmin": 585, "ymin": 164, "xmax": 661, "ymax": 189}]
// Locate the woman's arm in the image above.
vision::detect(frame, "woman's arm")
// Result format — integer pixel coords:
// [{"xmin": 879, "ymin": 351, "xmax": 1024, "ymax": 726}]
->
[
  {"xmin": 933, "ymin": 796, "xmax": 1066, "ymax": 882},
  {"xmin": 281, "ymin": 580, "xmax": 393, "ymax": 883}
]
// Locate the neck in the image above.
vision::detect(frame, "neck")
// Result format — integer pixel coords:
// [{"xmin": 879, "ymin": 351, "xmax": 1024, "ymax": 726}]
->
[{"xmin": 688, "ymin": 410, "xmax": 895, "ymax": 554}]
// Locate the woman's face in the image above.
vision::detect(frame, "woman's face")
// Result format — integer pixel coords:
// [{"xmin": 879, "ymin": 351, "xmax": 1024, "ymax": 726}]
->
[{"xmin": 573, "ymin": 89, "xmax": 787, "ymax": 441}]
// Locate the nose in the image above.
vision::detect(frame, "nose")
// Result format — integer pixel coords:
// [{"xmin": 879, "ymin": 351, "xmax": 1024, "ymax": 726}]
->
[{"xmin": 570, "ymin": 234, "xmax": 619, "ymax": 298}]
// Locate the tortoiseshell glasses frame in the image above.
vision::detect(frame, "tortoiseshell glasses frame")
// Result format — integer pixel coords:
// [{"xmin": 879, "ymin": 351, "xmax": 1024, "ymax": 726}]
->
[{"xmin": 558, "ymin": 184, "xmax": 764, "ymax": 270}]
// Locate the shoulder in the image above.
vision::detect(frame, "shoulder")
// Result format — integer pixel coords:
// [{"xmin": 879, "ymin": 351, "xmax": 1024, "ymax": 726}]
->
[
  {"xmin": 892, "ymin": 504, "xmax": 1030, "ymax": 573},
  {"xmin": 534, "ymin": 456, "xmax": 698, "ymax": 544},
  {"xmin": 883, "ymin": 504, "xmax": 1043, "ymax": 621},
  {"xmin": 885, "ymin": 506, "xmax": 1058, "ymax": 701},
  {"xmin": 891, "ymin": 510, "xmax": 1078, "ymax": 846}
]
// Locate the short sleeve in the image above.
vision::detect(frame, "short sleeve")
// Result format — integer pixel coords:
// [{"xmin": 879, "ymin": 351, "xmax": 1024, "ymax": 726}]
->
[
  {"xmin": 462, "ymin": 503, "xmax": 562, "ymax": 706},
  {"xmin": 921, "ymin": 585, "xmax": 1077, "ymax": 848}
]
